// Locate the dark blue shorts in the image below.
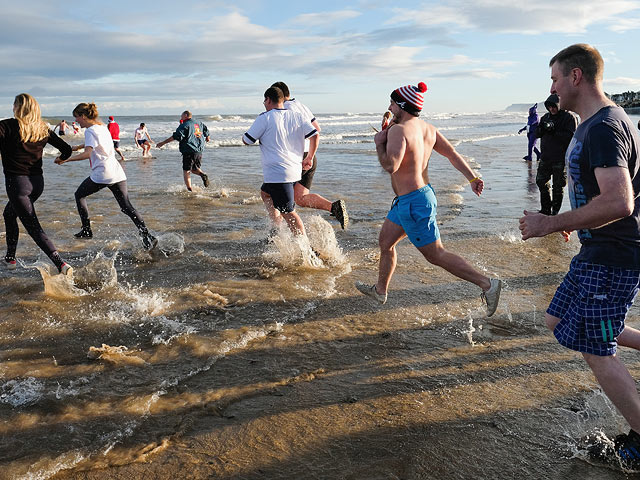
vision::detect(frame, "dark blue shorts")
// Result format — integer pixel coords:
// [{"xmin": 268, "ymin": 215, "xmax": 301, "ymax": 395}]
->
[
  {"xmin": 261, "ymin": 182, "xmax": 296, "ymax": 213},
  {"xmin": 548, "ymin": 258, "xmax": 640, "ymax": 356}
]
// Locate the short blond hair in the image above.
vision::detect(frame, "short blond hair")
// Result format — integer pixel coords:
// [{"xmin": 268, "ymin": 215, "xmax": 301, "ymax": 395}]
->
[{"xmin": 549, "ymin": 43, "xmax": 604, "ymax": 84}]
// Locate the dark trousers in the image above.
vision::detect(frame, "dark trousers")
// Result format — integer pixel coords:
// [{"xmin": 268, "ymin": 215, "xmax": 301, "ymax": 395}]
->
[
  {"xmin": 75, "ymin": 177, "xmax": 147, "ymax": 232},
  {"xmin": 3, "ymin": 175, "xmax": 63, "ymax": 267},
  {"xmin": 536, "ymin": 160, "xmax": 567, "ymax": 214}
]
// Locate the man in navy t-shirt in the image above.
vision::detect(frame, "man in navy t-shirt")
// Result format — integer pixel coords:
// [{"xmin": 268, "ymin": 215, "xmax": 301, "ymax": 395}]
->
[{"xmin": 519, "ymin": 44, "xmax": 640, "ymax": 469}]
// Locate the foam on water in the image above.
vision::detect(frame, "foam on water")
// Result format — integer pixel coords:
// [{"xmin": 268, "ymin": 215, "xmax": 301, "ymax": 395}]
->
[{"xmin": 0, "ymin": 377, "xmax": 45, "ymax": 407}]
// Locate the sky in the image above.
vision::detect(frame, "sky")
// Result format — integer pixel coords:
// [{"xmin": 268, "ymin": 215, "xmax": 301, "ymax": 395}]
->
[{"xmin": 2, "ymin": 0, "xmax": 640, "ymax": 116}]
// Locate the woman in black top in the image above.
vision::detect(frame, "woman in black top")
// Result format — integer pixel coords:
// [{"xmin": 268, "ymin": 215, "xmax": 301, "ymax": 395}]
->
[{"xmin": 0, "ymin": 93, "xmax": 73, "ymax": 275}]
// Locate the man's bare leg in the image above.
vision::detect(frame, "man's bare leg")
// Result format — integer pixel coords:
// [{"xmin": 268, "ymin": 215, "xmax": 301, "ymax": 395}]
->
[
  {"xmin": 617, "ymin": 326, "xmax": 640, "ymax": 350},
  {"xmin": 584, "ymin": 352, "xmax": 640, "ymax": 433},
  {"xmin": 375, "ymin": 219, "xmax": 407, "ymax": 295},
  {"xmin": 282, "ymin": 211, "xmax": 306, "ymax": 236},
  {"xmin": 183, "ymin": 171, "xmax": 193, "ymax": 191},
  {"xmin": 418, "ymin": 239, "xmax": 491, "ymax": 291},
  {"xmin": 260, "ymin": 191, "xmax": 283, "ymax": 227},
  {"xmin": 294, "ymin": 183, "xmax": 332, "ymax": 211}
]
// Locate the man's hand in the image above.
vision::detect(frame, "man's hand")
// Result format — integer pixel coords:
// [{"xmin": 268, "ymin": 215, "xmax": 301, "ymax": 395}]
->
[
  {"xmin": 374, "ymin": 128, "xmax": 388, "ymax": 148},
  {"xmin": 302, "ymin": 153, "xmax": 312, "ymax": 170},
  {"xmin": 54, "ymin": 156, "xmax": 65, "ymax": 165},
  {"xmin": 519, "ymin": 209, "xmax": 553, "ymax": 240},
  {"xmin": 470, "ymin": 178, "xmax": 484, "ymax": 196}
]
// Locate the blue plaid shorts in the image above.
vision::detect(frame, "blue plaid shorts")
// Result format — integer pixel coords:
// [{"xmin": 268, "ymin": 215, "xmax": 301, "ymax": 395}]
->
[{"xmin": 548, "ymin": 258, "xmax": 640, "ymax": 356}]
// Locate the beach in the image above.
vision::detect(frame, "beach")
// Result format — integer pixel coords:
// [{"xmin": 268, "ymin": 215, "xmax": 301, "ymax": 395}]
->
[{"xmin": 1, "ymin": 111, "xmax": 640, "ymax": 479}]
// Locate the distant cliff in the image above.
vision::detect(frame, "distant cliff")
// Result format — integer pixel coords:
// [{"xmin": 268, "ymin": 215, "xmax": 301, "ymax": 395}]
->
[{"xmin": 505, "ymin": 103, "xmax": 544, "ymax": 112}]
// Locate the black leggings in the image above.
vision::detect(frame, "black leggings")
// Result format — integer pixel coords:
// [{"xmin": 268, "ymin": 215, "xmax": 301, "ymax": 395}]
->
[
  {"xmin": 3, "ymin": 175, "xmax": 63, "ymax": 268},
  {"xmin": 74, "ymin": 177, "xmax": 147, "ymax": 232}
]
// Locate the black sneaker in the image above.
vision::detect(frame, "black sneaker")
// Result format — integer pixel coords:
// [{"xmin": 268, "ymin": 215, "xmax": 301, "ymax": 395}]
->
[
  {"xmin": 588, "ymin": 429, "xmax": 640, "ymax": 471},
  {"xmin": 74, "ymin": 227, "xmax": 93, "ymax": 239},
  {"xmin": 141, "ymin": 233, "xmax": 158, "ymax": 251},
  {"xmin": 4, "ymin": 256, "xmax": 17, "ymax": 270},
  {"xmin": 330, "ymin": 200, "xmax": 349, "ymax": 229},
  {"xmin": 201, "ymin": 173, "xmax": 210, "ymax": 188}
]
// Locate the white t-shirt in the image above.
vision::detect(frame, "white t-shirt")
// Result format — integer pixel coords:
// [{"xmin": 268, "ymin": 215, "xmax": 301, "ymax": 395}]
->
[
  {"xmin": 84, "ymin": 124, "xmax": 127, "ymax": 184},
  {"xmin": 284, "ymin": 98, "xmax": 315, "ymax": 152},
  {"xmin": 134, "ymin": 126, "xmax": 149, "ymax": 141},
  {"xmin": 243, "ymin": 109, "xmax": 317, "ymax": 183}
]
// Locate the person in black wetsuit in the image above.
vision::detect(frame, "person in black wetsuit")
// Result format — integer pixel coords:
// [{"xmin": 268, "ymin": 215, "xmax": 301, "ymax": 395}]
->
[{"xmin": 0, "ymin": 93, "xmax": 73, "ymax": 275}]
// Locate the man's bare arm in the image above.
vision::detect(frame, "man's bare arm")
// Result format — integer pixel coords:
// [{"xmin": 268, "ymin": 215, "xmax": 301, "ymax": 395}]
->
[
  {"xmin": 433, "ymin": 130, "xmax": 477, "ymax": 180},
  {"xmin": 520, "ymin": 166, "xmax": 634, "ymax": 239},
  {"xmin": 375, "ymin": 126, "xmax": 405, "ymax": 173}
]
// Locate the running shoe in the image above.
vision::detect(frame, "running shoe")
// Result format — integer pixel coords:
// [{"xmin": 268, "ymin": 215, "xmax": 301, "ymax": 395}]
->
[
  {"xmin": 354, "ymin": 281, "xmax": 387, "ymax": 304},
  {"xmin": 74, "ymin": 227, "xmax": 93, "ymax": 239},
  {"xmin": 141, "ymin": 233, "xmax": 158, "ymax": 251},
  {"xmin": 330, "ymin": 199, "xmax": 349, "ymax": 229},
  {"xmin": 59, "ymin": 262, "xmax": 73, "ymax": 276},
  {"xmin": 4, "ymin": 256, "xmax": 17, "ymax": 270},
  {"xmin": 201, "ymin": 173, "xmax": 210, "ymax": 188},
  {"xmin": 481, "ymin": 278, "xmax": 502, "ymax": 317},
  {"xmin": 588, "ymin": 429, "xmax": 640, "ymax": 471}
]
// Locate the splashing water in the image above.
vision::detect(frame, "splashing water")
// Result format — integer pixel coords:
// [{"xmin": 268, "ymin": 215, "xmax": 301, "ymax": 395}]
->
[
  {"xmin": 305, "ymin": 215, "xmax": 348, "ymax": 267},
  {"xmin": 30, "ymin": 262, "xmax": 87, "ymax": 299},
  {"xmin": 156, "ymin": 232, "xmax": 185, "ymax": 256}
]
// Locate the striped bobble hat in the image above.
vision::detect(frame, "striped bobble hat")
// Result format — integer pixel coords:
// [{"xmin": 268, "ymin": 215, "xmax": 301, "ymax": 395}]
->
[{"xmin": 391, "ymin": 82, "xmax": 428, "ymax": 116}]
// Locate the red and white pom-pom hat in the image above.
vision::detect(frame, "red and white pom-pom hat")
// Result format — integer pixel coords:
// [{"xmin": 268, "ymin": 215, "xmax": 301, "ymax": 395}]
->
[{"xmin": 391, "ymin": 82, "xmax": 428, "ymax": 115}]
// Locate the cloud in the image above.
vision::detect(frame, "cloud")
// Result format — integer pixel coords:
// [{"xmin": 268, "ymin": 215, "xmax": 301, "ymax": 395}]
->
[
  {"xmin": 289, "ymin": 10, "xmax": 361, "ymax": 26},
  {"xmin": 604, "ymin": 77, "xmax": 640, "ymax": 89},
  {"xmin": 391, "ymin": 0, "xmax": 640, "ymax": 34}
]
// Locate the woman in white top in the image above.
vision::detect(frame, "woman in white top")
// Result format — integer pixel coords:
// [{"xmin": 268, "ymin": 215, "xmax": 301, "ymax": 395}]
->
[{"xmin": 55, "ymin": 103, "xmax": 157, "ymax": 250}]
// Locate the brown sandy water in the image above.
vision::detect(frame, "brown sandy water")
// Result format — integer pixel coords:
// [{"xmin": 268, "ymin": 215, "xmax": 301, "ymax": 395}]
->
[{"xmin": 1, "ymin": 113, "xmax": 639, "ymax": 479}]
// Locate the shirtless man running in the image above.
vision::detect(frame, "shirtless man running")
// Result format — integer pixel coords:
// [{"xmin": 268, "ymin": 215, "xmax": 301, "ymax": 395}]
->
[{"xmin": 355, "ymin": 82, "xmax": 502, "ymax": 316}]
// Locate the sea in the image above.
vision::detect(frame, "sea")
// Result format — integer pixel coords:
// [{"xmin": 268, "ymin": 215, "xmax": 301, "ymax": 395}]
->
[{"xmin": 1, "ymin": 111, "xmax": 640, "ymax": 479}]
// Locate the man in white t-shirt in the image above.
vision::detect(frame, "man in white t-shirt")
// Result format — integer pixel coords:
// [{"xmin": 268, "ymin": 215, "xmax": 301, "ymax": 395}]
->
[
  {"xmin": 242, "ymin": 86, "xmax": 319, "ymax": 236},
  {"xmin": 271, "ymin": 82, "xmax": 349, "ymax": 229},
  {"xmin": 134, "ymin": 123, "xmax": 153, "ymax": 157}
]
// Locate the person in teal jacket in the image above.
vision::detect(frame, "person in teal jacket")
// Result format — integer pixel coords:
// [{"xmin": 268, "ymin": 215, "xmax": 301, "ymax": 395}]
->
[{"xmin": 157, "ymin": 111, "xmax": 210, "ymax": 191}]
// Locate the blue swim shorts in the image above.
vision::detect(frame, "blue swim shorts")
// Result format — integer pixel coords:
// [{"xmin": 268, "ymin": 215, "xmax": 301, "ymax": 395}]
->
[
  {"xmin": 548, "ymin": 258, "xmax": 640, "ymax": 356},
  {"xmin": 261, "ymin": 182, "xmax": 296, "ymax": 213},
  {"xmin": 386, "ymin": 184, "xmax": 440, "ymax": 248}
]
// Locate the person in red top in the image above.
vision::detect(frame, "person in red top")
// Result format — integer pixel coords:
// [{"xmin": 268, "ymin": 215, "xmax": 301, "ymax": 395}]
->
[{"xmin": 107, "ymin": 116, "xmax": 125, "ymax": 161}]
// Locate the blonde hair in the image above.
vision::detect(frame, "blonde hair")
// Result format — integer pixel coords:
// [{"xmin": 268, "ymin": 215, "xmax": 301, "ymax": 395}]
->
[
  {"xmin": 72, "ymin": 102, "xmax": 100, "ymax": 120},
  {"xmin": 13, "ymin": 93, "xmax": 50, "ymax": 143}
]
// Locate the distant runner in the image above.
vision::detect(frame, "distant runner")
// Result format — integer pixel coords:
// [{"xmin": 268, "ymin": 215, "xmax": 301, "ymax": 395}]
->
[
  {"xmin": 107, "ymin": 116, "xmax": 126, "ymax": 162},
  {"xmin": 156, "ymin": 111, "xmax": 211, "ymax": 191},
  {"xmin": 134, "ymin": 122, "xmax": 153, "ymax": 157},
  {"xmin": 56, "ymin": 102, "xmax": 157, "ymax": 250}
]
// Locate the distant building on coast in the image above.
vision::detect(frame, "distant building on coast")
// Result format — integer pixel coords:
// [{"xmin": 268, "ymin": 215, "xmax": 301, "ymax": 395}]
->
[
  {"xmin": 607, "ymin": 90, "xmax": 640, "ymax": 113},
  {"xmin": 506, "ymin": 90, "xmax": 640, "ymax": 114}
]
